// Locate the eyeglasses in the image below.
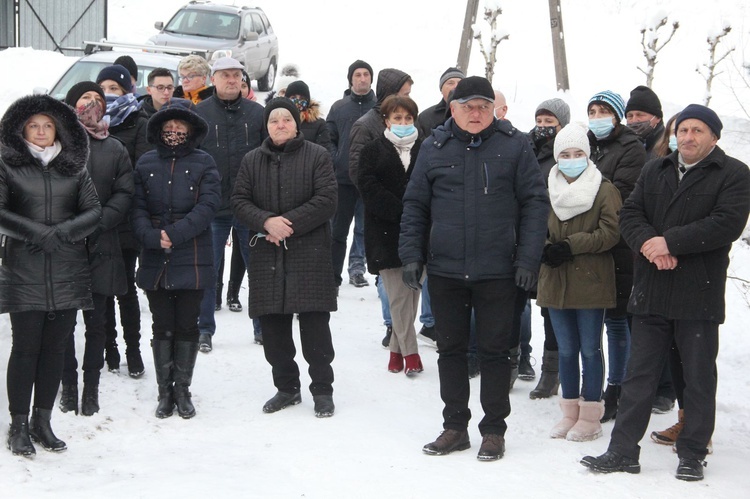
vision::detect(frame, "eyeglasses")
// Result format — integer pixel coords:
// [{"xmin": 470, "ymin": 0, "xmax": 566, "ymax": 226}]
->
[
  {"xmin": 149, "ymin": 85, "xmax": 175, "ymax": 93},
  {"xmin": 179, "ymin": 74, "xmax": 204, "ymax": 82},
  {"xmin": 457, "ymin": 102, "xmax": 493, "ymax": 114}
]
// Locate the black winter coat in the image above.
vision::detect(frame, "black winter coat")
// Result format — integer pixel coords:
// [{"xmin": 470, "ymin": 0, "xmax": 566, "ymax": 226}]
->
[
  {"xmin": 0, "ymin": 95, "xmax": 102, "ymax": 313},
  {"xmin": 231, "ymin": 134, "xmax": 338, "ymax": 318},
  {"xmin": 531, "ymin": 133, "xmax": 556, "ymax": 186},
  {"xmin": 417, "ymin": 99, "xmax": 448, "ymax": 138},
  {"xmin": 326, "ymin": 90, "xmax": 375, "ymax": 185},
  {"xmin": 357, "ymin": 134, "xmax": 422, "ymax": 274},
  {"xmin": 195, "ymin": 95, "xmax": 265, "ymax": 216},
  {"xmin": 298, "ymin": 101, "xmax": 334, "ymax": 158},
  {"xmin": 132, "ymin": 105, "xmax": 221, "ymax": 291},
  {"xmin": 620, "ymin": 147, "xmax": 750, "ymax": 323}
]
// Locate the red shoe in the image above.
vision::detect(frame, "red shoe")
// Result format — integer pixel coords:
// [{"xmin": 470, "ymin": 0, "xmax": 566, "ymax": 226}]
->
[
  {"xmin": 404, "ymin": 354, "xmax": 424, "ymax": 376},
  {"xmin": 388, "ymin": 352, "xmax": 404, "ymax": 373}
]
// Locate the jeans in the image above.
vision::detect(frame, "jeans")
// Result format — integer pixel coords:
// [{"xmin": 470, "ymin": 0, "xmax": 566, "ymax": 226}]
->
[
  {"xmin": 604, "ymin": 315, "xmax": 631, "ymax": 385},
  {"xmin": 331, "ymin": 184, "xmax": 366, "ymax": 285},
  {"xmin": 548, "ymin": 308, "xmax": 605, "ymax": 401},
  {"xmin": 376, "ymin": 275, "xmax": 392, "ymax": 327},
  {"xmin": 419, "ymin": 275, "xmax": 434, "ymax": 328}
]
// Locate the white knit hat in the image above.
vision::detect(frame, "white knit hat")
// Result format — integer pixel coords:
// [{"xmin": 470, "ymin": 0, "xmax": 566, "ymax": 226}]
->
[{"xmin": 554, "ymin": 122, "xmax": 591, "ymax": 160}]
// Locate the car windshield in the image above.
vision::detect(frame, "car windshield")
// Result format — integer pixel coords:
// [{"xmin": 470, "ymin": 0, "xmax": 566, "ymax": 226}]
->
[
  {"xmin": 49, "ymin": 60, "xmax": 178, "ymax": 100},
  {"xmin": 164, "ymin": 9, "xmax": 240, "ymax": 40}
]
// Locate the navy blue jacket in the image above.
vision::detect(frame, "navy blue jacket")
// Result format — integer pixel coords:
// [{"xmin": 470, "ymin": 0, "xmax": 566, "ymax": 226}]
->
[{"xmin": 326, "ymin": 89, "xmax": 375, "ymax": 185}]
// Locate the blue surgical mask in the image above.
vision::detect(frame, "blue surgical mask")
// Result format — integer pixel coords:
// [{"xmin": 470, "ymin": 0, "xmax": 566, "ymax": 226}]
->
[
  {"xmin": 668, "ymin": 135, "xmax": 678, "ymax": 152},
  {"xmin": 588, "ymin": 117, "xmax": 615, "ymax": 139},
  {"xmin": 390, "ymin": 124, "xmax": 416, "ymax": 138},
  {"xmin": 557, "ymin": 157, "xmax": 589, "ymax": 178}
]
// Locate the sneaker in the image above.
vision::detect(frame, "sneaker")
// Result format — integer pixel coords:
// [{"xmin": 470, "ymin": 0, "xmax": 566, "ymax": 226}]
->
[
  {"xmin": 651, "ymin": 395, "xmax": 675, "ymax": 414},
  {"xmin": 477, "ymin": 434, "xmax": 505, "ymax": 461},
  {"xmin": 417, "ymin": 325, "xmax": 437, "ymax": 348},
  {"xmin": 199, "ymin": 333, "xmax": 212, "ymax": 353},
  {"xmin": 422, "ymin": 429, "xmax": 471, "ymax": 456},
  {"xmin": 313, "ymin": 395, "xmax": 335, "ymax": 418},
  {"xmin": 580, "ymin": 450, "xmax": 641, "ymax": 474},
  {"xmin": 262, "ymin": 391, "xmax": 301, "ymax": 413},
  {"xmin": 518, "ymin": 355, "xmax": 536, "ymax": 380},
  {"xmin": 381, "ymin": 326, "xmax": 392, "ymax": 349},
  {"xmin": 676, "ymin": 458, "xmax": 706, "ymax": 481},
  {"xmin": 349, "ymin": 274, "xmax": 369, "ymax": 287},
  {"xmin": 468, "ymin": 353, "xmax": 480, "ymax": 379}
]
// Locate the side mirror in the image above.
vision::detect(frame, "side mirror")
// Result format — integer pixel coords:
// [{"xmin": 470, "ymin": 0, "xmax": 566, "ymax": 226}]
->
[
  {"xmin": 242, "ymin": 31, "xmax": 259, "ymax": 42},
  {"xmin": 33, "ymin": 87, "xmax": 49, "ymax": 96},
  {"xmin": 154, "ymin": 21, "xmax": 164, "ymax": 30}
]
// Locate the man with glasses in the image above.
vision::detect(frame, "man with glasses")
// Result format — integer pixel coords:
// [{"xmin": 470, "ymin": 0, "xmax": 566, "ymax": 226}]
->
[
  {"xmin": 140, "ymin": 68, "xmax": 177, "ymax": 118},
  {"xmin": 399, "ymin": 76, "xmax": 549, "ymax": 461},
  {"xmin": 174, "ymin": 55, "xmax": 213, "ymax": 105}
]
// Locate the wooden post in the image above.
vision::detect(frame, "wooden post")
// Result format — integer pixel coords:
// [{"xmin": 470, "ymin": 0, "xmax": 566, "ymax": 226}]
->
[
  {"xmin": 457, "ymin": 0, "xmax": 481, "ymax": 72},
  {"xmin": 548, "ymin": 0, "xmax": 570, "ymax": 91}
]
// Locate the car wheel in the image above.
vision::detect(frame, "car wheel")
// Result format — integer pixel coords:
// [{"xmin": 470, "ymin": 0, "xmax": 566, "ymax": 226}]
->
[{"xmin": 258, "ymin": 59, "xmax": 276, "ymax": 92}]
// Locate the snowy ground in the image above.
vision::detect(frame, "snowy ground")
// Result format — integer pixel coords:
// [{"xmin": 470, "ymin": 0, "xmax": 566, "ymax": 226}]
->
[{"xmin": 1, "ymin": 0, "xmax": 750, "ymax": 497}]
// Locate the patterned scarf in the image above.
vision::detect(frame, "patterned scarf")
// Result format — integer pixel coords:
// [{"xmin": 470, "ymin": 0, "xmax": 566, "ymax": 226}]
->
[
  {"xmin": 105, "ymin": 93, "xmax": 140, "ymax": 128},
  {"xmin": 76, "ymin": 100, "xmax": 109, "ymax": 140}
]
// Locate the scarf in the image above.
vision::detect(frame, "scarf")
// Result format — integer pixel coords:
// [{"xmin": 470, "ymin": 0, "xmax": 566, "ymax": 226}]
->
[
  {"xmin": 548, "ymin": 159, "xmax": 602, "ymax": 221},
  {"xmin": 25, "ymin": 139, "xmax": 62, "ymax": 166},
  {"xmin": 76, "ymin": 100, "xmax": 109, "ymax": 140},
  {"xmin": 105, "ymin": 93, "xmax": 140, "ymax": 128},
  {"xmin": 384, "ymin": 128, "xmax": 418, "ymax": 170}
]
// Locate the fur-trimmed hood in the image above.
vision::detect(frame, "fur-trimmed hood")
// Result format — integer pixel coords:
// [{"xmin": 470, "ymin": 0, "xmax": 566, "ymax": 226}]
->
[
  {"xmin": 146, "ymin": 101, "xmax": 208, "ymax": 157},
  {"xmin": 0, "ymin": 94, "xmax": 89, "ymax": 176},
  {"xmin": 299, "ymin": 99, "xmax": 323, "ymax": 124}
]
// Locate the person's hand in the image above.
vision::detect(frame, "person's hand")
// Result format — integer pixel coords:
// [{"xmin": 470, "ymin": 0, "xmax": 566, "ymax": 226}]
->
[
  {"xmin": 640, "ymin": 236, "xmax": 670, "ymax": 263},
  {"xmin": 542, "ymin": 241, "xmax": 573, "ymax": 268},
  {"xmin": 263, "ymin": 216, "xmax": 294, "ymax": 241},
  {"xmin": 653, "ymin": 254, "xmax": 678, "ymax": 270},
  {"xmin": 160, "ymin": 230, "xmax": 172, "ymax": 250},
  {"xmin": 515, "ymin": 267, "xmax": 538, "ymax": 291},
  {"xmin": 38, "ymin": 227, "xmax": 63, "ymax": 253},
  {"xmin": 402, "ymin": 262, "xmax": 423, "ymax": 291}
]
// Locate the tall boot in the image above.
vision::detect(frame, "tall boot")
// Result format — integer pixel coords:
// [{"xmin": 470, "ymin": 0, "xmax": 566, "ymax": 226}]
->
[
  {"xmin": 105, "ymin": 339, "xmax": 120, "ymax": 373},
  {"xmin": 509, "ymin": 346, "xmax": 520, "ymax": 389},
  {"xmin": 173, "ymin": 340, "xmax": 199, "ymax": 419},
  {"xmin": 529, "ymin": 350, "xmax": 559, "ymax": 399},
  {"xmin": 215, "ymin": 282, "xmax": 223, "ymax": 311},
  {"xmin": 59, "ymin": 384, "xmax": 79, "ymax": 414},
  {"xmin": 29, "ymin": 408, "xmax": 66, "ymax": 452},
  {"xmin": 152, "ymin": 339, "xmax": 175, "ymax": 418},
  {"xmin": 81, "ymin": 384, "xmax": 100, "ymax": 416},
  {"xmin": 227, "ymin": 281, "xmax": 242, "ymax": 312},
  {"xmin": 600, "ymin": 383, "xmax": 621, "ymax": 423},
  {"xmin": 7, "ymin": 414, "xmax": 35, "ymax": 457}
]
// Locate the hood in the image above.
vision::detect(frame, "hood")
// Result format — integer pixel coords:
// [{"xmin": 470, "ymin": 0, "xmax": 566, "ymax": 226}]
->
[
  {"xmin": 147, "ymin": 100, "xmax": 208, "ymax": 154},
  {"xmin": 375, "ymin": 69, "xmax": 411, "ymax": 105}
]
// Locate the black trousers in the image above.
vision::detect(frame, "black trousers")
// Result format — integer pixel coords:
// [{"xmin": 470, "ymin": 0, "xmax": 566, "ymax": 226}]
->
[
  {"xmin": 609, "ymin": 314, "xmax": 718, "ymax": 461},
  {"xmin": 429, "ymin": 275, "xmax": 517, "ymax": 436},
  {"xmin": 63, "ymin": 293, "xmax": 108, "ymax": 385},
  {"xmin": 145, "ymin": 289, "xmax": 204, "ymax": 342},
  {"xmin": 105, "ymin": 248, "xmax": 142, "ymax": 350},
  {"xmin": 330, "ymin": 183, "xmax": 362, "ymax": 287},
  {"xmin": 7, "ymin": 309, "xmax": 77, "ymax": 414},
  {"xmin": 540, "ymin": 307, "xmax": 559, "ymax": 351},
  {"xmin": 259, "ymin": 312, "xmax": 335, "ymax": 396}
]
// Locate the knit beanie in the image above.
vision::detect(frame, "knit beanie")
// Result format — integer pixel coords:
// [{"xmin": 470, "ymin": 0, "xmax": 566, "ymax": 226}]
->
[
  {"xmin": 114, "ymin": 55, "xmax": 138, "ymax": 83},
  {"xmin": 625, "ymin": 85, "xmax": 663, "ymax": 119},
  {"xmin": 64, "ymin": 81, "xmax": 105, "ymax": 108},
  {"xmin": 675, "ymin": 104, "xmax": 722, "ymax": 139},
  {"xmin": 96, "ymin": 64, "xmax": 133, "ymax": 93},
  {"xmin": 347, "ymin": 60, "xmax": 374, "ymax": 86},
  {"xmin": 286, "ymin": 80, "xmax": 311, "ymax": 101},
  {"xmin": 535, "ymin": 98, "xmax": 570, "ymax": 128},
  {"xmin": 554, "ymin": 122, "xmax": 591, "ymax": 160},
  {"xmin": 588, "ymin": 90, "xmax": 625, "ymax": 121},
  {"xmin": 439, "ymin": 67, "xmax": 465, "ymax": 91},
  {"xmin": 264, "ymin": 97, "xmax": 301, "ymax": 129}
]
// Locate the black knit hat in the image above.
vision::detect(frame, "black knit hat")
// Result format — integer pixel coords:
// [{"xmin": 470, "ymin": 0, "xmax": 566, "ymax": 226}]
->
[
  {"xmin": 625, "ymin": 85, "xmax": 663, "ymax": 119},
  {"xmin": 96, "ymin": 64, "xmax": 133, "ymax": 93},
  {"xmin": 347, "ymin": 60, "xmax": 373, "ymax": 86},
  {"xmin": 452, "ymin": 76, "xmax": 494, "ymax": 103},
  {"xmin": 64, "ymin": 81, "xmax": 106, "ymax": 109},
  {"xmin": 675, "ymin": 104, "xmax": 722, "ymax": 139},
  {"xmin": 264, "ymin": 97, "xmax": 301, "ymax": 129},
  {"xmin": 286, "ymin": 80, "xmax": 310, "ymax": 101},
  {"xmin": 114, "ymin": 55, "xmax": 138, "ymax": 83}
]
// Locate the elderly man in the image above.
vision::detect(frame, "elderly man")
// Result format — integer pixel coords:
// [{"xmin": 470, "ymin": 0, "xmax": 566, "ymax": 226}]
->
[
  {"xmin": 399, "ymin": 76, "xmax": 549, "ymax": 461},
  {"xmin": 417, "ymin": 67, "xmax": 464, "ymax": 136},
  {"xmin": 581, "ymin": 104, "xmax": 750, "ymax": 481}
]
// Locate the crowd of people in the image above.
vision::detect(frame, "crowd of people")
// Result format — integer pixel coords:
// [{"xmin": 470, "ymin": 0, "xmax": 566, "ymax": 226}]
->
[{"xmin": 0, "ymin": 53, "xmax": 748, "ymax": 484}]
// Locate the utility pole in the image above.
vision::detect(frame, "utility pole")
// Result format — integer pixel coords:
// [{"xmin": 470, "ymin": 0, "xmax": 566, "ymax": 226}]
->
[
  {"xmin": 548, "ymin": 0, "xmax": 570, "ymax": 91},
  {"xmin": 457, "ymin": 0, "xmax": 480, "ymax": 72}
]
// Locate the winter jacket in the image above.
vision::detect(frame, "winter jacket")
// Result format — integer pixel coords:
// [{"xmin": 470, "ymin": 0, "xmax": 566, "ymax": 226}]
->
[
  {"xmin": 85, "ymin": 136, "xmax": 134, "ymax": 296},
  {"xmin": 298, "ymin": 100, "xmax": 334, "ymax": 158},
  {"xmin": 326, "ymin": 89, "xmax": 375, "ymax": 185},
  {"xmin": 530, "ymin": 132, "xmax": 556, "ymax": 186},
  {"xmin": 132, "ymin": 105, "xmax": 221, "ymax": 291},
  {"xmin": 0, "ymin": 95, "xmax": 102, "ymax": 313},
  {"xmin": 195, "ymin": 95, "xmax": 265, "ymax": 216},
  {"xmin": 399, "ymin": 118, "xmax": 550, "ymax": 281},
  {"xmin": 231, "ymin": 134, "xmax": 338, "ymax": 318},
  {"xmin": 619, "ymin": 147, "xmax": 750, "ymax": 323},
  {"xmin": 536, "ymin": 177, "xmax": 621, "ymax": 310},
  {"xmin": 417, "ymin": 99, "xmax": 448, "ymax": 138},
  {"xmin": 357, "ymin": 134, "xmax": 422, "ymax": 275}
]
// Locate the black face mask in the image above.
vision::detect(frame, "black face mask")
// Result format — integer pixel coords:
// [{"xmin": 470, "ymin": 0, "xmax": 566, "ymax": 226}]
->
[
  {"xmin": 627, "ymin": 120, "xmax": 654, "ymax": 139},
  {"xmin": 533, "ymin": 125, "xmax": 557, "ymax": 142}
]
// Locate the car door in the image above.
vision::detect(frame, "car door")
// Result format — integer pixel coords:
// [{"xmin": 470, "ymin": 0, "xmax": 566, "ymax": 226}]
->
[{"xmin": 240, "ymin": 13, "xmax": 262, "ymax": 76}]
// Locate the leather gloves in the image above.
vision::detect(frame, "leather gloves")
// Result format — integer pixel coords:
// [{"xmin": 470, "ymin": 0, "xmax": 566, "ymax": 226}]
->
[
  {"xmin": 515, "ymin": 267, "xmax": 538, "ymax": 291},
  {"xmin": 402, "ymin": 261, "xmax": 424, "ymax": 291},
  {"xmin": 541, "ymin": 241, "xmax": 573, "ymax": 268}
]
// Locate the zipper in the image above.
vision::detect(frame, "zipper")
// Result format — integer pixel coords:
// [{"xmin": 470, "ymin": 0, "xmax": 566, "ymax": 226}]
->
[
  {"xmin": 215, "ymin": 125, "xmax": 219, "ymax": 148},
  {"xmin": 42, "ymin": 167, "xmax": 55, "ymax": 310},
  {"xmin": 482, "ymin": 162, "xmax": 488, "ymax": 194},
  {"xmin": 244, "ymin": 123, "xmax": 249, "ymax": 145}
]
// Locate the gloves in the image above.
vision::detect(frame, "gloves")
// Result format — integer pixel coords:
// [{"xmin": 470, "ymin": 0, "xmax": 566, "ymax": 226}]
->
[
  {"xmin": 515, "ymin": 267, "xmax": 538, "ymax": 291},
  {"xmin": 541, "ymin": 241, "xmax": 573, "ymax": 268},
  {"xmin": 402, "ymin": 261, "xmax": 424, "ymax": 291}
]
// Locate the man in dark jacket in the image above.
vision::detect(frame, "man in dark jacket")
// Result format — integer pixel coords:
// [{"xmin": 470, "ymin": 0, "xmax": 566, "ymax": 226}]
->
[
  {"xmin": 399, "ymin": 76, "xmax": 549, "ymax": 461},
  {"xmin": 195, "ymin": 57, "xmax": 266, "ymax": 353},
  {"xmin": 417, "ymin": 67, "xmax": 464, "ymax": 137},
  {"xmin": 139, "ymin": 68, "xmax": 176, "ymax": 119},
  {"xmin": 625, "ymin": 85, "xmax": 665, "ymax": 161},
  {"xmin": 581, "ymin": 104, "xmax": 750, "ymax": 482}
]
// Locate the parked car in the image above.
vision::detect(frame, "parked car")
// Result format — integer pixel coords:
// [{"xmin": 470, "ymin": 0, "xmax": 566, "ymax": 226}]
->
[{"xmin": 147, "ymin": 1, "xmax": 278, "ymax": 91}]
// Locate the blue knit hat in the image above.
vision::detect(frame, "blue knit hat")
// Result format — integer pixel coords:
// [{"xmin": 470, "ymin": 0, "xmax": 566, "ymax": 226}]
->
[
  {"xmin": 675, "ymin": 104, "xmax": 722, "ymax": 139},
  {"xmin": 588, "ymin": 90, "xmax": 625, "ymax": 122},
  {"xmin": 96, "ymin": 64, "xmax": 133, "ymax": 93}
]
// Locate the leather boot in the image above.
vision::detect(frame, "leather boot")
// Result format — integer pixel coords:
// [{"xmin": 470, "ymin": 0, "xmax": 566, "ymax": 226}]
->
[
  {"xmin": 550, "ymin": 397, "xmax": 580, "ymax": 439},
  {"xmin": 388, "ymin": 352, "xmax": 404, "ymax": 373},
  {"xmin": 81, "ymin": 384, "xmax": 100, "ymax": 416},
  {"xmin": 567, "ymin": 400, "xmax": 605, "ymax": 442},
  {"xmin": 227, "ymin": 281, "xmax": 242, "ymax": 312},
  {"xmin": 651, "ymin": 409, "xmax": 684, "ymax": 445},
  {"xmin": 404, "ymin": 353, "xmax": 424, "ymax": 376},
  {"xmin": 105, "ymin": 339, "xmax": 120, "ymax": 373},
  {"xmin": 600, "ymin": 383, "xmax": 621, "ymax": 423},
  {"xmin": 126, "ymin": 348, "xmax": 145, "ymax": 378},
  {"xmin": 215, "ymin": 282, "xmax": 223, "ymax": 311},
  {"xmin": 59, "ymin": 384, "xmax": 79, "ymax": 414},
  {"xmin": 152, "ymin": 339, "xmax": 175, "ymax": 418},
  {"xmin": 29, "ymin": 407, "xmax": 66, "ymax": 452},
  {"xmin": 173, "ymin": 340, "xmax": 199, "ymax": 419},
  {"xmin": 7, "ymin": 414, "xmax": 35, "ymax": 456},
  {"xmin": 529, "ymin": 350, "xmax": 559, "ymax": 399}
]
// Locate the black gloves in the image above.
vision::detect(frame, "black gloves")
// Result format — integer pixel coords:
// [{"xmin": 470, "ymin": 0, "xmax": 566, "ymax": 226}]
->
[
  {"xmin": 541, "ymin": 241, "xmax": 573, "ymax": 268},
  {"xmin": 515, "ymin": 267, "xmax": 538, "ymax": 291},
  {"xmin": 402, "ymin": 261, "xmax": 424, "ymax": 291}
]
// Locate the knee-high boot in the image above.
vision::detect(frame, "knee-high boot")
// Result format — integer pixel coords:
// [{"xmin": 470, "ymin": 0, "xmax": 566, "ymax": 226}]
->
[
  {"xmin": 152, "ymin": 339, "xmax": 175, "ymax": 418},
  {"xmin": 173, "ymin": 340, "xmax": 199, "ymax": 419}
]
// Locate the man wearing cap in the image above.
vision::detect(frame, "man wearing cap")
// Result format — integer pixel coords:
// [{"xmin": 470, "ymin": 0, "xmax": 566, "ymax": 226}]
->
[
  {"xmin": 399, "ymin": 76, "xmax": 549, "ymax": 461},
  {"xmin": 581, "ymin": 104, "xmax": 750, "ymax": 481},
  {"xmin": 417, "ymin": 67, "xmax": 465, "ymax": 137},
  {"xmin": 194, "ymin": 56, "xmax": 266, "ymax": 353},
  {"xmin": 625, "ymin": 85, "xmax": 665, "ymax": 160}
]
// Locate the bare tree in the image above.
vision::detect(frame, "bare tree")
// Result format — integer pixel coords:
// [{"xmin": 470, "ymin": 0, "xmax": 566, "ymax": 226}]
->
[
  {"xmin": 472, "ymin": 1, "xmax": 509, "ymax": 83},
  {"xmin": 696, "ymin": 25, "xmax": 735, "ymax": 106},
  {"xmin": 637, "ymin": 16, "xmax": 679, "ymax": 88}
]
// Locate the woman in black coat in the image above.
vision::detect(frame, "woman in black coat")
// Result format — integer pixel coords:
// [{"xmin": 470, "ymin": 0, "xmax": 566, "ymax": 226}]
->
[
  {"xmin": 231, "ymin": 98, "xmax": 338, "ymax": 418},
  {"xmin": 357, "ymin": 95, "xmax": 424, "ymax": 376},
  {"xmin": 132, "ymin": 102, "xmax": 220, "ymax": 419},
  {"xmin": 0, "ymin": 94, "xmax": 101, "ymax": 456}
]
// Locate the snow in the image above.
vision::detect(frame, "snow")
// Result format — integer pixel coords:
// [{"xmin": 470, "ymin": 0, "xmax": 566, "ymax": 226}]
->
[{"xmin": 1, "ymin": 0, "xmax": 750, "ymax": 497}]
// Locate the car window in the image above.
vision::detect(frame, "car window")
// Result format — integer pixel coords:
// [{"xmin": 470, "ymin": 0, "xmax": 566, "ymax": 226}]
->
[
  {"xmin": 250, "ymin": 14, "xmax": 265, "ymax": 36},
  {"xmin": 166, "ymin": 9, "xmax": 240, "ymax": 39},
  {"xmin": 259, "ymin": 13, "xmax": 273, "ymax": 34},
  {"xmin": 49, "ymin": 60, "xmax": 178, "ymax": 100}
]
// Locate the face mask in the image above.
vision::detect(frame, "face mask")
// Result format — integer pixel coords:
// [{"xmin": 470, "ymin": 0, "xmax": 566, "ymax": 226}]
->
[
  {"xmin": 668, "ymin": 135, "xmax": 678, "ymax": 152},
  {"xmin": 627, "ymin": 120, "xmax": 653, "ymax": 139},
  {"xmin": 557, "ymin": 157, "xmax": 589, "ymax": 178},
  {"xmin": 588, "ymin": 117, "xmax": 615, "ymax": 139},
  {"xmin": 290, "ymin": 97, "xmax": 308, "ymax": 111},
  {"xmin": 161, "ymin": 130, "xmax": 188, "ymax": 148},
  {"xmin": 390, "ymin": 123, "xmax": 416, "ymax": 138},
  {"xmin": 533, "ymin": 126, "xmax": 557, "ymax": 142},
  {"xmin": 76, "ymin": 100, "xmax": 105, "ymax": 128}
]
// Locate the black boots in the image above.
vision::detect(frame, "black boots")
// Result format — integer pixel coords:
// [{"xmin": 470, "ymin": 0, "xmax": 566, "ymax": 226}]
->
[
  {"xmin": 29, "ymin": 408, "xmax": 66, "ymax": 452},
  {"xmin": 59, "ymin": 384, "xmax": 79, "ymax": 414},
  {"xmin": 81, "ymin": 384, "xmax": 100, "ymax": 416},
  {"xmin": 173, "ymin": 340, "xmax": 199, "ymax": 419},
  {"xmin": 529, "ymin": 350, "xmax": 560, "ymax": 399},
  {"xmin": 7, "ymin": 414, "xmax": 35, "ymax": 457},
  {"xmin": 152, "ymin": 339, "xmax": 175, "ymax": 418},
  {"xmin": 227, "ymin": 281, "xmax": 242, "ymax": 312},
  {"xmin": 509, "ymin": 347, "xmax": 520, "ymax": 389},
  {"xmin": 215, "ymin": 282, "xmax": 223, "ymax": 311},
  {"xmin": 263, "ymin": 391, "xmax": 302, "ymax": 413},
  {"xmin": 601, "ymin": 383, "xmax": 621, "ymax": 423},
  {"xmin": 105, "ymin": 339, "xmax": 121, "ymax": 373},
  {"xmin": 126, "ymin": 349, "xmax": 145, "ymax": 378}
]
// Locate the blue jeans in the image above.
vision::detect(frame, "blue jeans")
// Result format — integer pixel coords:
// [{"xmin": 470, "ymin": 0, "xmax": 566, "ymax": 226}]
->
[
  {"xmin": 548, "ymin": 308, "xmax": 605, "ymax": 401},
  {"xmin": 604, "ymin": 315, "xmax": 631, "ymax": 385},
  {"xmin": 376, "ymin": 275, "xmax": 392, "ymax": 327},
  {"xmin": 348, "ymin": 199, "xmax": 366, "ymax": 276},
  {"xmin": 419, "ymin": 275, "xmax": 434, "ymax": 327},
  {"xmin": 331, "ymin": 184, "xmax": 366, "ymax": 285}
]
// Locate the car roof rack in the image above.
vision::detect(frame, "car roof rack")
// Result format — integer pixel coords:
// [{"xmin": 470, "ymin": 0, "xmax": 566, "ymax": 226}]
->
[{"xmin": 82, "ymin": 40, "xmax": 209, "ymax": 59}]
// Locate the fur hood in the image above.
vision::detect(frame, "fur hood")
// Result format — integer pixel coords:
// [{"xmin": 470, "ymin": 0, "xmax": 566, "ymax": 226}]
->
[
  {"xmin": 299, "ymin": 99, "xmax": 323, "ymax": 124},
  {"xmin": 0, "ymin": 94, "xmax": 89, "ymax": 176}
]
